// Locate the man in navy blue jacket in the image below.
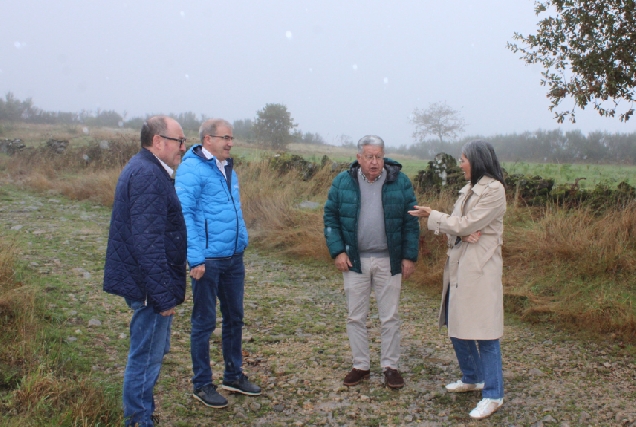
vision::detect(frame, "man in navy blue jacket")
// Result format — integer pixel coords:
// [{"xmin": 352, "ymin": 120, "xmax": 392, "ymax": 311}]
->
[
  {"xmin": 104, "ymin": 115, "xmax": 187, "ymax": 426},
  {"xmin": 175, "ymin": 118, "xmax": 260, "ymax": 409}
]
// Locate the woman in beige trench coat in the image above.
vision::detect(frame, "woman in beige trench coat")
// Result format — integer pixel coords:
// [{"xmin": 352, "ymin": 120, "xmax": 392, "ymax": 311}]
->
[{"xmin": 409, "ymin": 140, "xmax": 506, "ymax": 420}]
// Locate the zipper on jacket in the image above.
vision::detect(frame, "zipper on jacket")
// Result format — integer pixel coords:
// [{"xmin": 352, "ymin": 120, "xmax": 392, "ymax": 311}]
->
[
  {"xmin": 220, "ymin": 173, "xmax": 240, "ymax": 253},
  {"xmin": 205, "ymin": 219, "xmax": 209, "ymax": 249},
  {"xmin": 230, "ymin": 191, "xmax": 240, "ymax": 253}
]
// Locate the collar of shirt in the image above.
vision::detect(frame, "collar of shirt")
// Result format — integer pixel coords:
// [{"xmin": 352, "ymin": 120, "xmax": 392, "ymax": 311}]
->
[
  {"xmin": 151, "ymin": 152, "xmax": 174, "ymax": 177},
  {"xmin": 358, "ymin": 168, "xmax": 384, "ymax": 183},
  {"xmin": 201, "ymin": 147, "xmax": 228, "ymax": 177}
]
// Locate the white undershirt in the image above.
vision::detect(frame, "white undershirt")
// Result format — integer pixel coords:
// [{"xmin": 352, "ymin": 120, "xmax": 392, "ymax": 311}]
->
[
  {"xmin": 201, "ymin": 147, "xmax": 228, "ymax": 178},
  {"xmin": 151, "ymin": 152, "xmax": 174, "ymax": 177}
]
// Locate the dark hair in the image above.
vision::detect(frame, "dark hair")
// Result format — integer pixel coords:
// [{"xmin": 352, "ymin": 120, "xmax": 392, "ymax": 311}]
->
[
  {"xmin": 461, "ymin": 140, "xmax": 505, "ymax": 186},
  {"xmin": 357, "ymin": 135, "xmax": 384, "ymax": 152},
  {"xmin": 140, "ymin": 116, "xmax": 169, "ymax": 148},
  {"xmin": 199, "ymin": 119, "xmax": 232, "ymax": 143}
]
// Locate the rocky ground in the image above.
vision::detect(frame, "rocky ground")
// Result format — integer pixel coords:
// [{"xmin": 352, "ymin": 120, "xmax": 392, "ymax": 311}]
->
[{"xmin": 0, "ymin": 187, "xmax": 634, "ymax": 426}]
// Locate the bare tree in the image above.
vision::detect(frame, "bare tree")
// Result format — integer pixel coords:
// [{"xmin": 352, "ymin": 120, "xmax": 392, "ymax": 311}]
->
[{"xmin": 411, "ymin": 101, "xmax": 466, "ymax": 143}]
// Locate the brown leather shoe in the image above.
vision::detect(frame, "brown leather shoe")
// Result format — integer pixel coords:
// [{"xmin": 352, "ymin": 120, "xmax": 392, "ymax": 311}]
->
[
  {"xmin": 384, "ymin": 368, "xmax": 405, "ymax": 389},
  {"xmin": 343, "ymin": 368, "xmax": 370, "ymax": 386}
]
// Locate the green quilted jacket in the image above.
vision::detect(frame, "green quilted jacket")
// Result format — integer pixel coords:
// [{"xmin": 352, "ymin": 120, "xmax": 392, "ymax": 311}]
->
[{"xmin": 323, "ymin": 158, "xmax": 420, "ymax": 275}]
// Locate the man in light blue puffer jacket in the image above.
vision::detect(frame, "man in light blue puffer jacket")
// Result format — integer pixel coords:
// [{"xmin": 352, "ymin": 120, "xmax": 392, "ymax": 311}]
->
[{"xmin": 175, "ymin": 118, "xmax": 260, "ymax": 410}]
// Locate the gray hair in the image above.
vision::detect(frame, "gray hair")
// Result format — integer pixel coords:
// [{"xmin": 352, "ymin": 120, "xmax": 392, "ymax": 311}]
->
[
  {"xmin": 357, "ymin": 135, "xmax": 384, "ymax": 153},
  {"xmin": 199, "ymin": 118, "xmax": 232, "ymax": 143},
  {"xmin": 461, "ymin": 140, "xmax": 505, "ymax": 186},
  {"xmin": 140, "ymin": 115, "xmax": 169, "ymax": 148}
]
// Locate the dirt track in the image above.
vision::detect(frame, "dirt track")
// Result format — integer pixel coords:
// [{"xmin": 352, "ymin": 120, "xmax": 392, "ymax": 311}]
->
[{"xmin": 1, "ymin": 187, "xmax": 634, "ymax": 426}]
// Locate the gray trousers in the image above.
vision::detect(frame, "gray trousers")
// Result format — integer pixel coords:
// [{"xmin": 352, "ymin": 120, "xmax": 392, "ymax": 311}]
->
[{"xmin": 343, "ymin": 256, "xmax": 402, "ymax": 370}]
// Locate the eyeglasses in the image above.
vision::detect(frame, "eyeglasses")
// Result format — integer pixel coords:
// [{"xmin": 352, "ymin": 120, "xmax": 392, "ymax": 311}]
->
[
  {"xmin": 362, "ymin": 155, "xmax": 384, "ymax": 161},
  {"xmin": 208, "ymin": 135, "xmax": 234, "ymax": 141},
  {"xmin": 160, "ymin": 135, "xmax": 187, "ymax": 147}
]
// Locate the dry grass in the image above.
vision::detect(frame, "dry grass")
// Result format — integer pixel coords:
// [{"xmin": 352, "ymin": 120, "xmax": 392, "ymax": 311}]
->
[
  {"xmin": 407, "ymin": 189, "xmax": 458, "ymax": 289},
  {"xmin": 1, "ymin": 124, "xmax": 635, "ymax": 342},
  {"xmin": 0, "ymin": 229, "xmax": 120, "ymax": 426},
  {"xmin": 502, "ymin": 202, "xmax": 636, "ymax": 340},
  {"xmin": 7, "ymin": 366, "xmax": 120, "ymax": 426},
  {"xmin": 0, "ymin": 136, "xmax": 138, "ymax": 206},
  {"xmin": 238, "ymin": 159, "xmax": 332, "ymax": 260},
  {"xmin": 0, "ymin": 122, "xmax": 138, "ymax": 147},
  {"xmin": 0, "ymin": 240, "xmax": 38, "ymax": 391},
  {"xmin": 24, "ymin": 169, "xmax": 120, "ymax": 206}
]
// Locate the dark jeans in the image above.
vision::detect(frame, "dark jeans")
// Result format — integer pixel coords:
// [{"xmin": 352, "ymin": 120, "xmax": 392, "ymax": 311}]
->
[
  {"xmin": 123, "ymin": 298, "xmax": 172, "ymax": 427},
  {"xmin": 445, "ymin": 289, "xmax": 504, "ymax": 399},
  {"xmin": 190, "ymin": 253, "xmax": 245, "ymax": 388}
]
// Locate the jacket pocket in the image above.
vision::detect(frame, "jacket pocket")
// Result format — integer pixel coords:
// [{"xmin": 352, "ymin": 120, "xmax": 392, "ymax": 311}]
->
[
  {"xmin": 477, "ymin": 237, "xmax": 499, "ymax": 271},
  {"xmin": 165, "ymin": 230, "xmax": 187, "ymax": 266}
]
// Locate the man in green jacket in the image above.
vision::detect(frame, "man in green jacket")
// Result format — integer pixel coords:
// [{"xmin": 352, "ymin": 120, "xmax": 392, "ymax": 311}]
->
[{"xmin": 324, "ymin": 135, "xmax": 419, "ymax": 389}]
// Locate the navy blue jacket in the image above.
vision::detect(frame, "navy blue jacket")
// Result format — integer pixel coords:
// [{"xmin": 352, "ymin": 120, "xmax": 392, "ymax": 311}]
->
[{"xmin": 103, "ymin": 148, "xmax": 187, "ymax": 313}]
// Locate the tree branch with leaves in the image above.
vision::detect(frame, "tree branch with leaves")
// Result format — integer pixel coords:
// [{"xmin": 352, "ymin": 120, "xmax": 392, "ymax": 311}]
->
[
  {"xmin": 508, "ymin": 0, "xmax": 636, "ymax": 123},
  {"xmin": 253, "ymin": 103, "xmax": 296, "ymax": 150}
]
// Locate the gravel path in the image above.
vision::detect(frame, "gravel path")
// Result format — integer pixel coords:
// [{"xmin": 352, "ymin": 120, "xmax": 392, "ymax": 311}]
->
[{"xmin": 1, "ymin": 187, "xmax": 634, "ymax": 426}]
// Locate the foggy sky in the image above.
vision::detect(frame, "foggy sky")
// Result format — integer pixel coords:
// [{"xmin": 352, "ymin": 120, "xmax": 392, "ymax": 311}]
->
[{"xmin": 1, "ymin": 0, "xmax": 633, "ymax": 146}]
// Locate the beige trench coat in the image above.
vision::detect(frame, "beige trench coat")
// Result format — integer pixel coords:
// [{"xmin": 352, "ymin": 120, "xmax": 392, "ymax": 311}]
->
[{"xmin": 427, "ymin": 176, "xmax": 506, "ymax": 340}]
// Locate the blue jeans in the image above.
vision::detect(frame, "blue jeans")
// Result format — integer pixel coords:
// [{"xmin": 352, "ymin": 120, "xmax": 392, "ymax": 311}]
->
[
  {"xmin": 123, "ymin": 298, "xmax": 172, "ymax": 427},
  {"xmin": 445, "ymin": 289, "xmax": 504, "ymax": 399},
  {"xmin": 190, "ymin": 253, "xmax": 245, "ymax": 388},
  {"xmin": 450, "ymin": 337, "xmax": 504, "ymax": 399}
]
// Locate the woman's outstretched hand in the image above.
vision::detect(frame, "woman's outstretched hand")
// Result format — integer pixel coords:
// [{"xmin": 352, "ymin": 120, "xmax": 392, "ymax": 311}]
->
[{"xmin": 408, "ymin": 205, "xmax": 432, "ymax": 218}]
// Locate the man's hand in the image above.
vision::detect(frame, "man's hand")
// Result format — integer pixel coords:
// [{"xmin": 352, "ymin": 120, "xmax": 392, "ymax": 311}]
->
[
  {"xmin": 190, "ymin": 264, "xmax": 205, "ymax": 280},
  {"xmin": 160, "ymin": 307, "xmax": 176, "ymax": 317},
  {"xmin": 334, "ymin": 252, "xmax": 352, "ymax": 272},
  {"xmin": 401, "ymin": 259, "xmax": 415, "ymax": 280}
]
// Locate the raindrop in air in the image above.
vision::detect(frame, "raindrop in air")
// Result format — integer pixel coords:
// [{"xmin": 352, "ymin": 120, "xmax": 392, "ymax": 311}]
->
[
  {"xmin": 384, "ymin": 77, "xmax": 388, "ymax": 84},
  {"xmin": 83, "ymin": 127, "xmax": 89, "ymax": 134},
  {"xmin": 352, "ymin": 64, "xmax": 358, "ymax": 71},
  {"xmin": 180, "ymin": 11, "xmax": 185, "ymax": 17},
  {"xmin": 185, "ymin": 74, "xmax": 190, "ymax": 79},
  {"xmin": 286, "ymin": 31, "xmax": 292, "ymax": 39}
]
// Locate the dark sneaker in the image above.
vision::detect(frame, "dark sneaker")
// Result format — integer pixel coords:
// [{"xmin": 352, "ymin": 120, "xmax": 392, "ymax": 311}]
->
[
  {"xmin": 222, "ymin": 374, "xmax": 261, "ymax": 396},
  {"xmin": 192, "ymin": 383, "xmax": 228, "ymax": 408},
  {"xmin": 343, "ymin": 368, "xmax": 371, "ymax": 386},
  {"xmin": 384, "ymin": 368, "xmax": 405, "ymax": 389}
]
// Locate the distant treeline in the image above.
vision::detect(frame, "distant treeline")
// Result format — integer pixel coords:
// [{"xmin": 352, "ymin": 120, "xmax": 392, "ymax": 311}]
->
[
  {"xmin": 3, "ymin": 92, "xmax": 634, "ymax": 162},
  {"xmin": 388, "ymin": 129, "xmax": 636, "ymax": 164},
  {"xmin": 0, "ymin": 92, "xmax": 127, "ymax": 127},
  {"xmin": 0, "ymin": 92, "xmax": 326, "ymax": 146}
]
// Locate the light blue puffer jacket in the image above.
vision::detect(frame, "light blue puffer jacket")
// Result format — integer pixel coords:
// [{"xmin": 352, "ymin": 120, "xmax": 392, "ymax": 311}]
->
[{"xmin": 175, "ymin": 145, "xmax": 248, "ymax": 267}]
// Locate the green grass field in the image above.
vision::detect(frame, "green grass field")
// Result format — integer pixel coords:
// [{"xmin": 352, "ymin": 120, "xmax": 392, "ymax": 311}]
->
[
  {"xmin": 502, "ymin": 161, "xmax": 635, "ymax": 187},
  {"xmin": 236, "ymin": 142, "xmax": 636, "ymax": 188},
  {"xmin": 2, "ymin": 121, "xmax": 634, "ymax": 188}
]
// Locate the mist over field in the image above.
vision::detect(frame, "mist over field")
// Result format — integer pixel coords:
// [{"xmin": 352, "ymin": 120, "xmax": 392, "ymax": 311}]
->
[{"xmin": 1, "ymin": 0, "xmax": 635, "ymax": 147}]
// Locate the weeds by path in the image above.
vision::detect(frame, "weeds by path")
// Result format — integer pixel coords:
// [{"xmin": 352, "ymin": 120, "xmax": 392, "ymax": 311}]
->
[{"xmin": 0, "ymin": 186, "xmax": 634, "ymax": 426}]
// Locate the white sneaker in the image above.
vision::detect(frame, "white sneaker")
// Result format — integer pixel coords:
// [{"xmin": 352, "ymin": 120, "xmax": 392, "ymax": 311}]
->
[
  {"xmin": 469, "ymin": 398, "xmax": 503, "ymax": 419},
  {"xmin": 445, "ymin": 379, "xmax": 485, "ymax": 393}
]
